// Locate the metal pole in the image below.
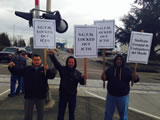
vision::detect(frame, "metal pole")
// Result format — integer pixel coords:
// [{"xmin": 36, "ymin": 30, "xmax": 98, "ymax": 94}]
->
[
  {"xmin": 32, "ymin": 0, "xmax": 44, "ymax": 61},
  {"xmin": 45, "ymin": 0, "xmax": 55, "ymax": 106},
  {"xmin": 44, "ymin": 0, "xmax": 51, "ymax": 66},
  {"xmin": 13, "ymin": 24, "xmax": 15, "ymax": 45},
  {"xmin": 35, "ymin": 0, "xmax": 40, "ymax": 18},
  {"xmin": 46, "ymin": 0, "xmax": 51, "ymax": 11}
]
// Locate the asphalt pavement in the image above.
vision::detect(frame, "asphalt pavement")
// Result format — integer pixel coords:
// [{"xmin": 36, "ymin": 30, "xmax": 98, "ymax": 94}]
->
[
  {"xmin": 0, "ymin": 51, "xmax": 160, "ymax": 120},
  {"xmin": 0, "ymin": 75, "xmax": 160, "ymax": 120}
]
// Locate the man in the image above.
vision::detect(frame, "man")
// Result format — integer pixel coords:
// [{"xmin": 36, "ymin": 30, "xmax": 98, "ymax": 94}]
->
[
  {"xmin": 101, "ymin": 54, "xmax": 140, "ymax": 120},
  {"xmin": 8, "ymin": 49, "xmax": 26, "ymax": 97},
  {"xmin": 49, "ymin": 50, "xmax": 87, "ymax": 120},
  {"xmin": 8, "ymin": 54, "xmax": 56, "ymax": 120},
  {"xmin": 23, "ymin": 53, "xmax": 32, "ymax": 66}
]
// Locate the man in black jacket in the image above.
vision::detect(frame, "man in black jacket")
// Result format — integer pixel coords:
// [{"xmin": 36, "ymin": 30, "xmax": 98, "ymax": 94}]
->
[
  {"xmin": 49, "ymin": 50, "xmax": 87, "ymax": 120},
  {"xmin": 8, "ymin": 54, "xmax": 56, "ymax": 120},
  {"xmin": 101, "ymin": 54, "xmax": 140, "ymax": 120}
]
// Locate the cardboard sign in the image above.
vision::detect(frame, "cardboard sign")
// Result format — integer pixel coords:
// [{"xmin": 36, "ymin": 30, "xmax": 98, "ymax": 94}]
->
[
  {"xmin": 94, "ymin": 20, "xmax": 115, "ymax": 49},
  {"xmin": 74, "ymin": 25, "xmax": 97, "ymax": 58},
  {"xmin": 127, "ymin": 31, "xmax": 153, "ymax": 64},
  {"xmin": 33, "ymin": 18, "xmax": 56, "ymax": 49}
]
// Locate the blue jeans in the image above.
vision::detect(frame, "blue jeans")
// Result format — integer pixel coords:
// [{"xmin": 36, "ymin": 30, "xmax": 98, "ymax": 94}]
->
[
  {"xmin": 57, "ymin": 92, "xmax": 76, "ymax": 120},
  {"xmin": 10, "ymin": 74, "xmax": 23, "ymax": 95},
  {"xmin": 104, "ymin": 93, "xmax": 129, "ymax": 120}
]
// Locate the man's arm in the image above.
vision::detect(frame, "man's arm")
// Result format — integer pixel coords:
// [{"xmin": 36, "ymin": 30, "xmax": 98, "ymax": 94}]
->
[
  {"xmin": 48, "ymin": 50, "xmax": 62, "ymax": 71},
  {"xmin": 8, "ymin": 62, "xmax": 16, "ymax": 73}
]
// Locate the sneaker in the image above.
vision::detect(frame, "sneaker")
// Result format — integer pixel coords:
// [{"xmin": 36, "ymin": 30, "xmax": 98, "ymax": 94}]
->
[{"xmin": 8, "ymin": 94, "xmax": 15, "ymax": 97}]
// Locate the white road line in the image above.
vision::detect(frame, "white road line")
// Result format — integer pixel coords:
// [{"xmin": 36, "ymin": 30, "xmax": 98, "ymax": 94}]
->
[
  {"xmin": 85, "ymin": 91, "xmax": 105, "ymax": 100},
  {"xmin": 85, "ymin": 90, "xmax": 160, "ymax": 120},
  {"xmin": 0, "ymin": 89, "xmax": 10, "ymax": 96},
  {"xmin": 129, "ymin": 107, "xmax": 160, "ymax": 120}
]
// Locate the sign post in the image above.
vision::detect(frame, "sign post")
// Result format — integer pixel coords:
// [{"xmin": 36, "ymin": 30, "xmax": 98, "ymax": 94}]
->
[
  {"xmin": 33, "ymin": 18, "xmax": 56, "ymax": 73},
  {"xmin": 94, "ymin": 20, "xmax": 115, "ymax": 88},
  {"xmin": 74, "ymin": 25, "xmax": 97, "ymax": 85},
  {"xmin": 33, "ymin": 19, "xmax": 56, "ymax": 49},
  {"xmin": 127, "ymin": 31, "xmax": 153, "ymax": 64},
  {"xmin": 127, "ymin": 31, "xmax": 153, "ymax": 86}
]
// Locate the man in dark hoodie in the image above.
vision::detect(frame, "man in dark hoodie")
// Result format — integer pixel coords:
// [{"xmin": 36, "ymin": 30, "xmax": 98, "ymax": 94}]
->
[
  {"xmin": 49, "ymin": 50, "xmax": 87, "ymax": 120},
  {"xmin": 8, "ymin": 54, "xmax": 56, "ymax": 120},
  {"xmin": 101, "ymin": 54, "xmax": 140, "ymax": 120}
]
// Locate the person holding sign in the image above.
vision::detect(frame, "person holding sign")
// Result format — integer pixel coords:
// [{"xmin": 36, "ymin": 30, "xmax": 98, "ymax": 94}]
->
[
  {"xmin": 49, "ymin": 50, "xmax": 87, "ymax": 120},
  {"xmin": 101, "ymin": 54, "xmax": 140, "ymax": 120},
  {"xmin": 9, "ymin": 54, "xmax": 56, "ymax": 120}
]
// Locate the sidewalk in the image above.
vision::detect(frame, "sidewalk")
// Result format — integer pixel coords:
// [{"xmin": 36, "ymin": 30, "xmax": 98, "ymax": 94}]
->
[{"xmin": 0, "ymin": 75, "xmax": 160, "ymax": 120}]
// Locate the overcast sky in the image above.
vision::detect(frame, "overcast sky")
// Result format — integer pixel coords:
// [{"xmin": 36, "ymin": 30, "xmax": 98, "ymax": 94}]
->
[{"xmin": 0, "ymin": 0, "xmax": 135, "ymax": 46}]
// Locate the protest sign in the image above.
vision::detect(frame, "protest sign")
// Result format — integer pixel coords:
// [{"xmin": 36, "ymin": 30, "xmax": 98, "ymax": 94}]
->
[
  {"xmin": 74, "ymin": 25, "xmax": 97, "ymax": 58},
  {"xmin": 94, "ymin": 20, "xmax": 115, "ymax": 49},
  {"xmin": 33, "ymin": 18, "xmax": 56, "ymax": 49},
  {"xmin": 127, "ymin": 31, "xmax": 153, "ymax": 64}
]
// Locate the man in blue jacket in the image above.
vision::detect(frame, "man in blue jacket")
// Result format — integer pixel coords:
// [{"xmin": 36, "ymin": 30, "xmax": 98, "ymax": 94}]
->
[
  {"xmin": 101, "ymin": 54, "xmax": 140, "ymax": 120},
  {"xmin": 8, "ymin": 49, "xmax": 26, "ymax": 97},
  {"xmin": 8, "ymin": 54, "xmax": 56, "ymax": 120},
  {"xmin": 49, "ymin": 50, "xmax": 87, "ymax": 120}
]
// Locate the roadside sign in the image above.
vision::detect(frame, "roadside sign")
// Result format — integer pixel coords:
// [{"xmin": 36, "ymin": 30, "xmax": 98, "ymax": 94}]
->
[
  {"xmin": 33, "ymin": 18, "xmax": 56, "ymax": 49},
  {"xmin": 94, "ymin": 20, "xmax": 115, "ymax": 49},
  {"xmin": 127, "ymin": 31, "xmax": 153, "ymax": 64},
  {"xmin": 74, "ymin": 25, "xmax": 97, "ymax": 58}
]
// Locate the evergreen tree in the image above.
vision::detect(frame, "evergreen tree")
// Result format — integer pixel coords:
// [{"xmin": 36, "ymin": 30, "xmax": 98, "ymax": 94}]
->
[
  {"xmin": 116, "ymin": 0, "xmax": 160, "ymax": 58},
  {"xmin": 17, "ymin": 39, "xmax": 26, "ymax": 47},
  {"xmin": 13, "ymin": 40, "xmax": 18, "ymax": 47},
  {"xmin": 0, "ymin": 32, "xmax": 11, "ymax": 46}
]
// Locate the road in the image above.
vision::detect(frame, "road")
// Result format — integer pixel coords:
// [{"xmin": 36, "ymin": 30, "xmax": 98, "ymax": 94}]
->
[{"xmin": 0, "ymin": 51, "xmax": 160, "ymax": 120}]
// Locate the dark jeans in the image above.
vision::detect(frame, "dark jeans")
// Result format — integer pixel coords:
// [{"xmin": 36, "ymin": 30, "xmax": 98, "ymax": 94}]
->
[
  {"xmin": 24, "ymin": 99, "xmax": 45, "ymax": 120},
  {"xmin": 10, "ymin": 74, "xmax": 23, "ymax": 95},
  {"xmin": 57, "ymin": 92, "xmax": 76, "ymax": 120}
]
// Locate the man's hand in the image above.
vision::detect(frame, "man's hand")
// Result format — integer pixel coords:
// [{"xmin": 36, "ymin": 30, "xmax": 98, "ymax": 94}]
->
[
  {"xmin": 44, "ymin": 64, "xmax": 49, "ymax": 70},
  {"xmin": 132, "ymin": 72, "xmax": 137, "ymax": 81},
  {"xmin": 48, "ymin": 49, "xmax": 55, "ymax": 55},
  {"xmin": 83, "ymin": 74, "xmax": 88, "ymax": 85},
  {"xmin": 83, "ymin": 74, "xmax": 88, "ymax": 80},
  {"xmin": 101, "ymin": 71, "xmax": 106, "ymax": 81},
  {"xmin": 8, "ymin": 62, "xmax": 15, "ymax": 68}
]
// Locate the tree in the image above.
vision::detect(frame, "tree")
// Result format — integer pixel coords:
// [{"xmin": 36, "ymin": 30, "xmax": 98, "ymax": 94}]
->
[
  {"xmin": 17, "ymin": 39, "xmax": 26, "ymax": 47},
  {"xmin": 13, "ymin": 40, "xmax": 18, "ymax": 46},
  {"xmin": 0, "ymin": 32, "xmax": 11, "ymax": 46},
  {"xmin": 13, "ymin": 39, "xmax": 26, "ymax": 47},
  {"xmin": 116, "ymin": 0, "xmax": 160, "ymax": 58}
]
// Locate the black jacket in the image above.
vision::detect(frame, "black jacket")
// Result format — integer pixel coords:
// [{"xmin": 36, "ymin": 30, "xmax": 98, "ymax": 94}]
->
[
  {"xmin": 49, "ymin": 54, "xmax": 84, "ymax": 96},
  {"xmin": 22, "ymin": 65, "xmax": 56, "ymax": 99},
  {"xmin": 105, "ymin": 54, "xmax": 140, "ymax": 96}
]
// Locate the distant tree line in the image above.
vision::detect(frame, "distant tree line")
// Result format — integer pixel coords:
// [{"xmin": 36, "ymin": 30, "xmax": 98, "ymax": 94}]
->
[{"xmin": 0, "ymin": 32, "xmax": 26, "ymax": 50}]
